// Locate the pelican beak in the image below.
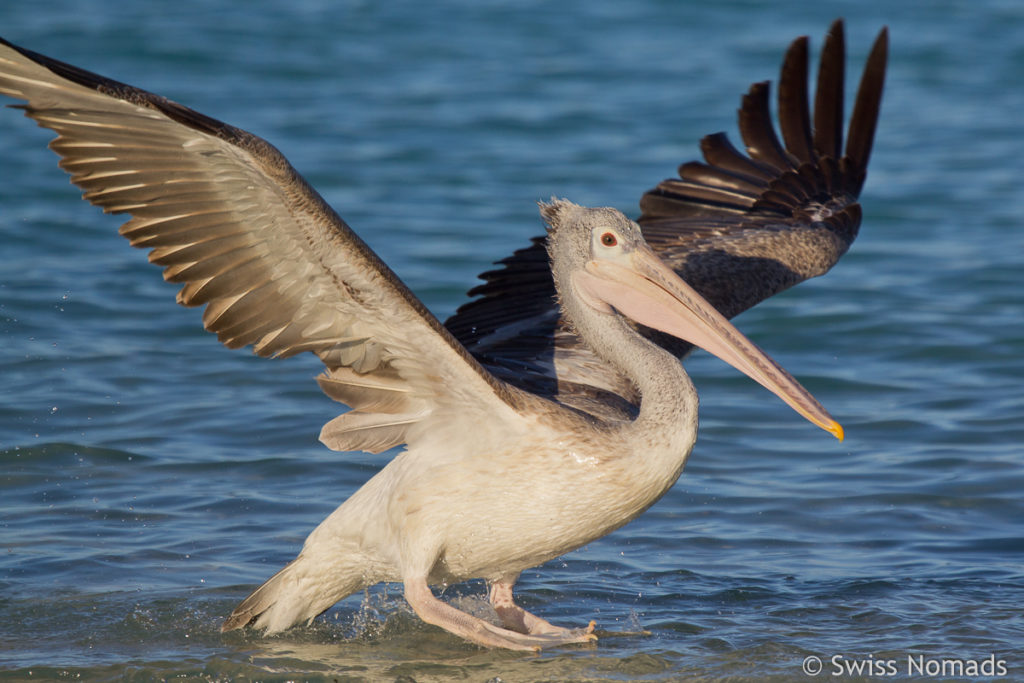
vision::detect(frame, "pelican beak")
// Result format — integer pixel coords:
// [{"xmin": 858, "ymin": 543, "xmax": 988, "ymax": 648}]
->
[{"xmin": 575, "ymin": 244, "xmax": 843, "ymax": 440}]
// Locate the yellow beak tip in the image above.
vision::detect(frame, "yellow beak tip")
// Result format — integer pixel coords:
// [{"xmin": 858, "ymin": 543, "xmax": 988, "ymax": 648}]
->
[{"xmin": 828, "ymin": 422, "xmax": 845, "ymax": 442}]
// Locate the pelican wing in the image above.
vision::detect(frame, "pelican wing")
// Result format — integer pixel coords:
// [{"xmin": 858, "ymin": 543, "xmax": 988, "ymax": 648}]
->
[
  {"xmin": 0, "ymin": 37, "xmax": 515, "ymax": 453},
  {"xmin": 445, "ymin": 20, "xmax": 888, "ymax": 420}
]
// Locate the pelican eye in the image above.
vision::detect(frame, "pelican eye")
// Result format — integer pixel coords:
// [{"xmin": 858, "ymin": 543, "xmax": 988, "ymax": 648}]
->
[{"xmin": 600, "ymin": 232, "xmax": 618, "ymax": 247}]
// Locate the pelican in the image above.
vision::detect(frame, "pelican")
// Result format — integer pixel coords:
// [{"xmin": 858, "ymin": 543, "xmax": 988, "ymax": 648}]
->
[{"xmin": 0, "ymin": 21, "xmax": 887, "ymax": 650}]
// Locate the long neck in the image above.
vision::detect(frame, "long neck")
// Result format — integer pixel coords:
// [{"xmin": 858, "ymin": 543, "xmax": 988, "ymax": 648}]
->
[{"xmin": 574, "ymin": 303, "xmax": 699, "ymax": 453}]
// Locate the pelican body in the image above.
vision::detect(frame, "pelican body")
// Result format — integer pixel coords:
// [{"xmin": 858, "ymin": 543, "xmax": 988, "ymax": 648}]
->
[{"xmin": 0, "ymin": 21, "xmax": 886, "ymax": 650}]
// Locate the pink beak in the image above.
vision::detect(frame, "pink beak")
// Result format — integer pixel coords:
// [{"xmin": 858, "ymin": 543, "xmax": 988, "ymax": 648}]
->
[{"xmin": 574, "ymin": 243, "xmax": 843, "ymax": 440}]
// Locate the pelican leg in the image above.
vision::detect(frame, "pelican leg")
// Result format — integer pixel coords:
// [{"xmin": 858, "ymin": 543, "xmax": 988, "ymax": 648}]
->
[
  {"xmin": 488, "ymin": 578, "xmax": 596, "ymax": 639},
  {"xmin": 403, "ymin": 576, "xmax": 596, "ymax": 651}
]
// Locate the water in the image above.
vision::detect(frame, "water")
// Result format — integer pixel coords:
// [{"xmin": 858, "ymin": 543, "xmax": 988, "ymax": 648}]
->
[{"xmin": 1, "ymin": 0, "xmax": 1022, "ymax": 680}]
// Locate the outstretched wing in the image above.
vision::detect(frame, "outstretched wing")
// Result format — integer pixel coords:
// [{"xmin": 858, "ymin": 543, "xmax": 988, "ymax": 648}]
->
[
  {"xmin": 0, "ymin": 37, "xmax": 517, "ymax": 453},
  {"xmin": 445, "ymin": 20, "xmax": 888, "ymax": 420}
]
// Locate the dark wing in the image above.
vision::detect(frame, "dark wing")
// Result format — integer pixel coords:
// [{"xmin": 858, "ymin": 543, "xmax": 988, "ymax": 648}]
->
[
  {"xmin": 0, "ymin": 37, "xmax": 517, "ymax": 454},
  {"xmin": 445, "ymin": 20, "xmax": 888, "ymax": 421}
]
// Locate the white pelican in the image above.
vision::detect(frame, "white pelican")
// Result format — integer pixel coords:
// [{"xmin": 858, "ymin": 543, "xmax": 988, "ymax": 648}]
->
[{"xmin": 0, "ymin": 20, "xmax": 887, "ymax": 650}]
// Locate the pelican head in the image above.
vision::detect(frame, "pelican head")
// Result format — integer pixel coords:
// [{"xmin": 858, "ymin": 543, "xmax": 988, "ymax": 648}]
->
[{"xmin": 541, "ymin": 198, "xmax": 843, "ymax": 440}]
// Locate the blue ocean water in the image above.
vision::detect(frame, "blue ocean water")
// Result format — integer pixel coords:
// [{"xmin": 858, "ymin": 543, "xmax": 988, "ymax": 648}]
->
[{"xmin": 1, "ymin": 0, "xmax": 1022, "ymax": 680}]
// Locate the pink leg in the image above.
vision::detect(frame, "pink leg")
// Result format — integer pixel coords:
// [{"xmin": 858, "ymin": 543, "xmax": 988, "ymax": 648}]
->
[
  {"xmin": 489, "ymin": 578, "xmax": 596, "ymax": 639},
  {"xmin": 403, "ymin": 576, "xmax": 596, "ymax": 651}
]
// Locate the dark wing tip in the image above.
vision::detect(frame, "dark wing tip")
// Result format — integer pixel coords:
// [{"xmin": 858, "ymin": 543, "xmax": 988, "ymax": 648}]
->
[
  {"xmin": 1, "ymin": 34, "xmax": 267, "ymax": 154},
  {"xmin": 738, "ymin": 80, "xmax": 796, "ymax": 172},
  {"xmin": 812, "ymin": 19, "xmax": 846, "ymax": 161},
  {"xmin": 641, "ymin": 19, "xmax": 888, "ymax": 228},
  {"xmin": 777, "ymin": 34, "xmax": 814, "ymax": 166},
  {"xmin": 844, "ymin": 26, "xmax": 889, "ymax": 195}
]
